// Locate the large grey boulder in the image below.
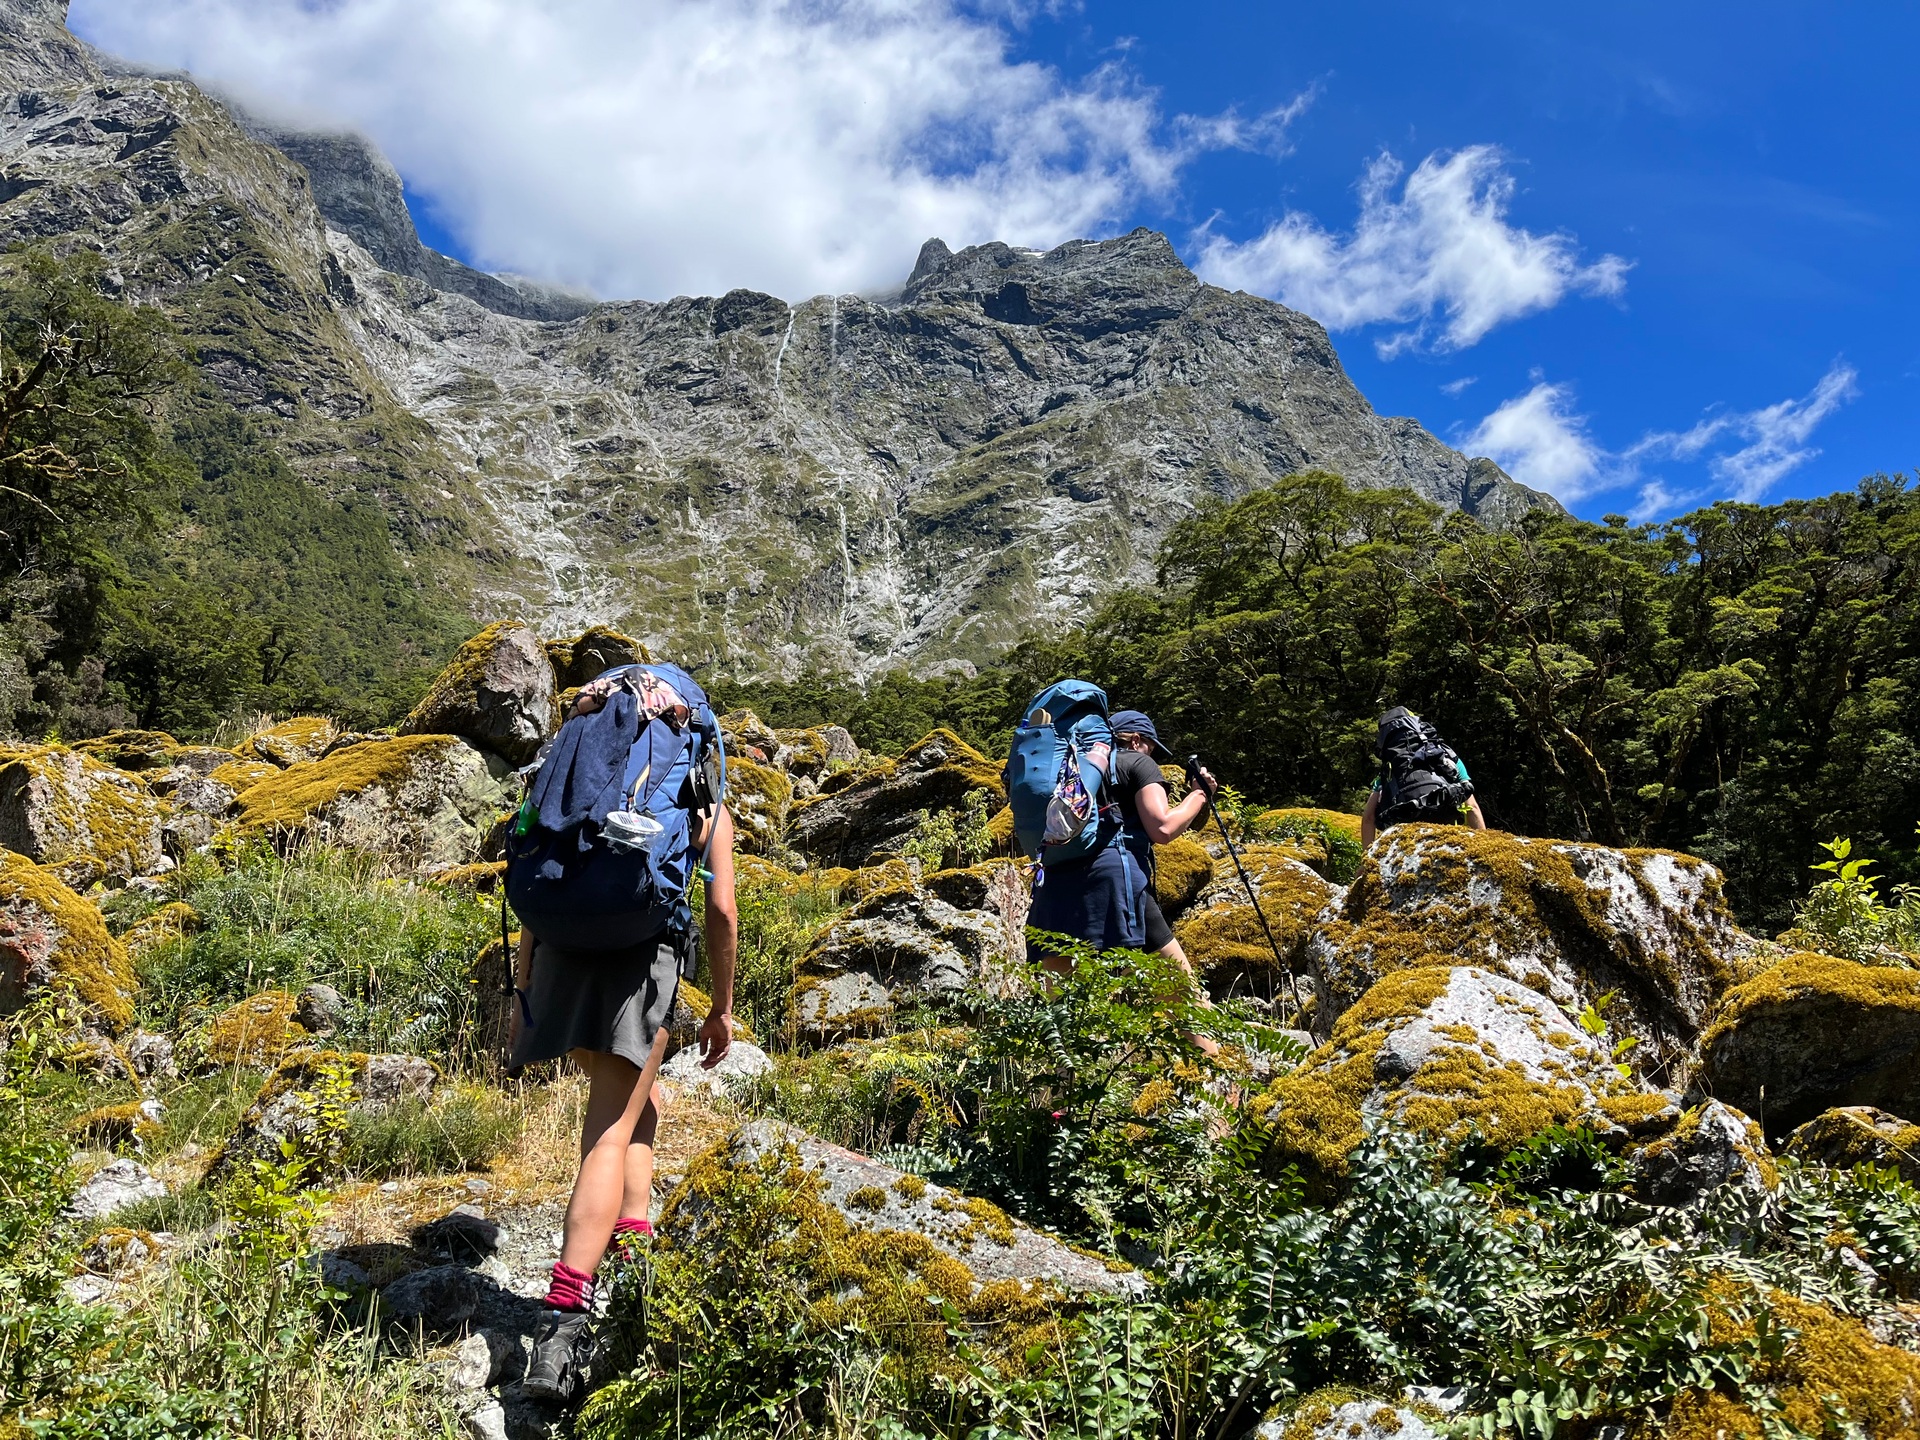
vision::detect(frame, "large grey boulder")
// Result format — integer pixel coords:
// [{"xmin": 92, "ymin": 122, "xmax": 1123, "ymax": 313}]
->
[
  {"xmin": 1308, "ymin": 827, "xmax": 1759, "ymax": 1079},
  {"xmin": 1632, "ymin": 1099, "xmax": 1776, "ymax": 1207},
  {"xmin": 785, "ymin": 731, "xmax": 1005, "ymax": 869},
  {"xmin": 790, "ymin": 866, "xmax": 1016, "ymax": 1041},
  {"xmin": 1696, "ymin": 953, "xmax": 1920, "ymax": 1138},
  {"xmin": 0, "ymin": 745, "xmax": 170, "ymax": 883},
  {"xmin": 672, "ymin": 1121, "xmax": 1143, "ymax": 1300},
  {"xmin": 1785, "ymin": 1106, "xmax": 1920, "ymax": 1183},
  {"xmin": 1259, "ymin": 965, "xmax": 1671, "ymax": 1192},
  {"xmin": 661, "ymin": 1038, "xmax": 774, "ymax": 1097},
  {"xmin": 398, "ymin": 624, "xmax": 557, "ymax": 767}
]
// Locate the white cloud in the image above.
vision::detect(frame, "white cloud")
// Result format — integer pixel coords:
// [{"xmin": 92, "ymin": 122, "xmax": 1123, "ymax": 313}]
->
[
  {"xmin": 1461, "ymin": 381, "xmax": 1607, "ymax": 501},
  {"xmin": 1626, "ymin": 362, "xmax": 1859, "ymax": 503},
  {"xmin": 1440, "ymin": 375, "xmax": 1478, "ymax": 396},
  {"xmin": 1194, "ymin": 146, "xmax": 1629, "ymax": 354},
  {"xmin": 70, "ymin": 0, "xmax": 1291, "ymax": 301},
  {"xmin": 1462, "ymin": 362, "xmax": 1860, "ymax": 512}
]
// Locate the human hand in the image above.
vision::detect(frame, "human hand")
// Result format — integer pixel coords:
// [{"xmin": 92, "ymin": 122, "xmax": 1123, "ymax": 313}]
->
[
  {"xmin": 697, "ymin": 1009, "xmax": 733, "ymax": 1068},
  {"xmin": 1193, "ymin": 763, "xmax": 1219, "ymax": 798}
]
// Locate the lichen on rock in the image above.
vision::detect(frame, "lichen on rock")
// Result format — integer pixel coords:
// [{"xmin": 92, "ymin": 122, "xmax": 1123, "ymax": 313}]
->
[
  {"xmin": 1175, "ymin": 845, "xmax": 1336, "ymax": 1001},
  {"xmin": 1152, "ymin": 835, "xmax": 1215, "ymax": 916},
  {"xmin": 1631, "ymin": 1098, "xmax": 1777, "ymax": 1206},
  {"xmin": 787, "ymin": 729, "xmax": 1006, "ymax": 869},
  {"xmin": 0, "ymin": 853, "xmax": 135, "ymax": 1029},
  {"xmin": 398, "ymin": 622, "xmax": 557, "ymax": 766},
  {"xmin": 1785, "ymin": 1105, "xmax": 1920, "ymax": 1183},
  {"xmin": 1307, "ymin": 826, "xmax": 1757, "ymax": 1082},
  {"xmin": 726, "ymin": 757, "xmax": 792, "ymax": 855},
  {"xmin": 546, "ymin": 624, "xmax": 649, "ymax": 691},
  {"xmin": 0, "ymin": 743, "xmax": 171, "ymax": 882},
  {"xmin": 251, "ymin": 716, "xmax": 340, "ymax": 767}
]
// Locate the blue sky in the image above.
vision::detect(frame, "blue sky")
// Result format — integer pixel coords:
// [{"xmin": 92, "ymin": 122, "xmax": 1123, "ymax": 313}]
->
[{"xmin": 71, "ymin": 1, "xmax": 1917, "ymax": 521}]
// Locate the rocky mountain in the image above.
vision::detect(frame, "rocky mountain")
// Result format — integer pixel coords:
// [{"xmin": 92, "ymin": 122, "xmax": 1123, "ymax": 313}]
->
[{"xmin": 0, "ymin": 0, "xmax": 1553, "ymax": 679}]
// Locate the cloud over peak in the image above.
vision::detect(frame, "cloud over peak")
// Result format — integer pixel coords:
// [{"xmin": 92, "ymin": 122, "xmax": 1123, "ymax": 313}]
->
[
  {"xmin": 1195, "ymin": 146, "xmax": 1629, "ymax": 354},
  {"xmin": 72, "ymin": 0, "xmax": 1251, "ymax": 302}
]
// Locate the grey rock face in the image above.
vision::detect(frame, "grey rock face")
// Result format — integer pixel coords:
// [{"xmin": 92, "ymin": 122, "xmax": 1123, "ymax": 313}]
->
[
  {"xmin": 660, "ymin": 1037, "xmax": 774, "ymax": 1096},
  {"xmin": 294, "ymin": 982, "xmax": 347, "ymax": 1034},
  {"xmin": 226, "ymin": 111, "xmax": 593, "ymax": 323},
  {"xmin": 66, "ymin": 1157, "xmax": 167, "ymax": 1220},
  {"xmin": 381, "ymin": 1263, "xmax": 482, "ymax": 1341},
  {"xmin": 787, "ymin": 732, "xmax": 1003, "ymax": 868},
  {"xmin": 399, "ymin": 625, "xmax": 556, "ymax": 766}
]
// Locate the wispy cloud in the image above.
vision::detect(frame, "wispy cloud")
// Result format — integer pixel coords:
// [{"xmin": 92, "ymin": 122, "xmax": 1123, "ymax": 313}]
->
[
  {"xmin": 1460, "ymin": 362, "xmax": 1860, "ymax": 513},
  {"xmin": 1194, "ymin": 146, "xmax": 1629, "ymax": 355},
  {"xmin": 1440, "ymin": 375, "xmax": 1478, "ymax": 396},
  {"xmin": 70, "ymin": 0, "xmax": 1306, "ymax": 301}
]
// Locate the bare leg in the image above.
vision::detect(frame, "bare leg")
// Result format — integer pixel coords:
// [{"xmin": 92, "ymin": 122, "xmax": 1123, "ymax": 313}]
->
[
  {"xmin": 621, "ymin": 1082, "xmax": 663, "ymax": 1223},
  {"xmin": 559, "ymin": 1028, "xmax": 669, "ymax": 1276},
  {"xmin": 1158, "ymin": 936, "xmax": 1222, "ymax": 1057}
]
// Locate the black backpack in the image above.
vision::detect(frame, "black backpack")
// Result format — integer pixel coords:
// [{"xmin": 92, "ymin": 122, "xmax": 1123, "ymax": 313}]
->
[{"xmin": 1374, "ymin": 706, "xmax": 1474, "ymax": 828}]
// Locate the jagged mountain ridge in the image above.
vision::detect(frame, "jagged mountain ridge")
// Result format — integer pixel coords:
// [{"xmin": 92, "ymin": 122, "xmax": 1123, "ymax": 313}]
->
[{"xmin": 0, "ymin": 0, "xmax": 1555, "ymax": 679}]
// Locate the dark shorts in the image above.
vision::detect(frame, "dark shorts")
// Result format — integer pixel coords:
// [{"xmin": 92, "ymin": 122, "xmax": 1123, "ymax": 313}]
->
[
  {"xmin": 511, "ymin": 932, "xmax": 681, "ymax": 1070},
  {"xmin": 1141, "ymin": 891, "xmax": 1174, "ymax": 951},
  {"xmin": 1026, "ymin": 844, "xmax": 1148, "ymax": 954}
]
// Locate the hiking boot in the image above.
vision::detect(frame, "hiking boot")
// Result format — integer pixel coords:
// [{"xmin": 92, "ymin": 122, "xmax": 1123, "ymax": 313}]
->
[{"xmin": 523, "ymin": 1308, "xmax": 594, "ymax": 1403}]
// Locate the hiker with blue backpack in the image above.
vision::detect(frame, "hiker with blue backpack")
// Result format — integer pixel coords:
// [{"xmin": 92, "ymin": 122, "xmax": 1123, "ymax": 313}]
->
[
  {"xmin": 501, "ymin": 661, "xmax": 737, "ymax": 1402},
  {"xmin": 1009, "ymin": 683, "xmax": 1217, "ymax": 981}
]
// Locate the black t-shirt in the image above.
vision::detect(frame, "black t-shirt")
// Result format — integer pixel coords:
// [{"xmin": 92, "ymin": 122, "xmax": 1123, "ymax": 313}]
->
[{"xmin": 1112, "ymin": 750, "xmax": 1166, "ymax": 880}]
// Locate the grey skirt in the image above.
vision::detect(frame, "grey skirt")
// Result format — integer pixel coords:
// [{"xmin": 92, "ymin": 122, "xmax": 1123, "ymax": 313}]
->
[{"xmin": 511, "ymin": 932, "xmax": 682, "ymax": 1070}]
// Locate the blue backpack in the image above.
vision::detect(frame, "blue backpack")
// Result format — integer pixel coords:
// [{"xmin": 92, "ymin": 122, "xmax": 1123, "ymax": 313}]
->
[
  {"xmin": 504, "ymin": 662, "xmax": 726, "ymax": 952},
  {"xmin": 1006, "ymin": 679, "xmax": 1120, "ymax": 866}
]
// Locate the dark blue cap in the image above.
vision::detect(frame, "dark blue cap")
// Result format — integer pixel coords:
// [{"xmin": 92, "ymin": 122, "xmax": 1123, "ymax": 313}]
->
[{"xmin": 1109, "ymin": 709, "xmax": 1172, "ymax": 758}]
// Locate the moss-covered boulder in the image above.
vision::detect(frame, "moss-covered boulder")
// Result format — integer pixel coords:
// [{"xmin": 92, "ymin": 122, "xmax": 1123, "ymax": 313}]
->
[
  {"xmin": 546, "ymin": 625, "xmax": 649, "ymax": 691},
  {"xmin": 71, "ymin": 730, "xmax": 182, "ymax": 772},
  {"xmin": 1307, "ymin": 826, "xmax": 1757, "ymax": 1077},
  {"xmin": 726, "ymin": 757, "xmax": 792, "ymax": 854},
  {"xmin": 1784, "ymin": 1105, "xmax": 1920, "ymax": 1183},
  {"xmin": 398, "ymin": 622, "xmax": 556, "ymax": 766},
  {"xmin": 1253, "ymin": 965, "xmax": 1662, "ymax": 1194},
  {"xmin": 719, "ymin": 709, "xmax": 781, "ymax": 762},
  {"xmin": 234, "ymin": 734, "xmax": 514, "ymax": 871},
  {"xmin": 0, "ymin": 854, "xmax": 135, "ymax": 1029},
  {"xmin": 1631, "ymin": 1099, "xmax": 1776, "ymax": 1207},
  {"xmin": 251, "ymin": 717, "xmax": 340, "ymax": 767},
  {"xmin": 791, "ymin": 867, "xmax": 1018, "ymax": 1043},
  {"xmin": 202, "ymin": 990, "xmax": 312, "ymax": 1069},
  {"xmin": 672, "ymin": 1120, "xmax": 1143, "ymax": 1299},
  {"xmin": 0, "ymin": 744, "xmax": 171, "ymax": 882},
  {"xmin": 787, "ymin": 729, "xmax": 1005, "ymax": 869},
  {"xmin": 1697, "ymin": 953, "xmax": 1920, "ymax": 1138},
  {"xmin": 1257, "ymin": 1398, "xmax": 1438, "ymax": 1440},
  {"xmin": 774, "ymin": 724, "xmax": 858, "ymax": 781},
  {"xmin": 1152, "ymin": 835, "xmax": 1215, "ymax": 916},
  {"xmin": 1174, "ymin": 846, "xmax": 1336, "ymax": 1002}
]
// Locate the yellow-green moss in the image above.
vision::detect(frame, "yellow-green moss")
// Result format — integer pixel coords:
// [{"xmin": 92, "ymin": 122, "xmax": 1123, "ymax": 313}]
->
[
  {"xmin": 205, "ymin": 990, "xmax": 309, "ymax": 1068},
  {"xmin": 120, "ymin": 900, "xmax": 199, "ymax": 954},
  {"xmin": 251, "ymin": 716, "xmax": 339, "ymax": 767},
  {"xmin": 1153, "ymin": 836, "xmax": 1215, "ymax": 915},
  {"xmin": 1786, "ymin": 1106, "xmax": 1920, "ymax": 1183},
  {"xmin": 841, "ymin": 860, "xmax": 917, "ymax": 903},
  {"xmin": 401, "ymin": 622, "xmax": 526, "ymax": 737},
  {"xmin": 1175, "ymin": 847, "xmax": 1332, "ymax": 980},
  {"xmin": 1701, "ymin": 951, "xmax": 1920, "ymax": 1051},
  {"xmin": 847, "ymin": 1185, "xmax": 890, "ymax": 1212},
  {"xmin": 773, "ymin": 728, "xmax": 832, "ymax": 777},
  {"xmin": 0, "ymin": 853, "xmax": 135, "ymax": 1029},
  {"xmin": 68, "ymin": 1101, "xmax": 159, "ymax": 1148},
  {"xmin": 893, "ymin": 1174, "xmax": 928, "ymax": 1201},
  {"xmin": 72, "ymin": 730, "xmax": 182, "ymax": 771},
  {"xmin": 1259, "ymin": 807, "xmax": 1363, "ymax": 841},
  {"xmin": 898, "ymin": 729, "xmax": 1005, "ymax": 797},
  {"xmin": 430, "ymin": 861, "xmax": 505, "ymax": 893},
  {"xmin": 1665, "ymin": 1291, "xmax": 1920, "ymax": 1439},
  {"xmin": 986, "ymin": 804, "xmax": 1015, "ymax": 846},
  {"xmin": 1637, "ymin": 1102, "xmax": 1780, "ymax": 1189},
  {"xmin": 547, "ymin": 625, "xmax": 649, "ymax": 690},
  {"xmin": 209, "ymin": 757, "xmax": 278, "ymax": 796},
  {"xmin": 234, "ymin": 734, "xmax": 459, "ymax": 833},
  {"xmin": 726, "ymin": 758, "xmax": 793, "ymax": 855},
  {"xmin": 1252, "ymin": 966, "xmax": 1601, "ymax": 1191}
]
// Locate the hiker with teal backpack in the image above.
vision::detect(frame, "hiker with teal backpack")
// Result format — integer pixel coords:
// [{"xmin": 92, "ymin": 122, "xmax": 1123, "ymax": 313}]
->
[
  {"xmin": 1360, "ymin": 704, "xmax": 1485, "ymax": 846},
  {"xmin": 502, "ymin": 661, "xmax": 738, "ymax": 1403},
  {"xmin": 1008, "ymin": 683, "xmax": 1217, "ymax": 979}
]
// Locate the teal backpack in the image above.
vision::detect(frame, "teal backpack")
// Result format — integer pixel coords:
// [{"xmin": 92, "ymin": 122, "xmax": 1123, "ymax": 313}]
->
[{"xmin": 1006, "ymin": 680, "xmax": 1120, "ymax": 866}]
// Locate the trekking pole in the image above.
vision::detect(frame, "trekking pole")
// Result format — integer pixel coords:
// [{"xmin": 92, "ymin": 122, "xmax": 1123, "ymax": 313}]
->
[{"xmin": 1188, "ymin": 755, "xmax": 1309, "ymax": 1025}]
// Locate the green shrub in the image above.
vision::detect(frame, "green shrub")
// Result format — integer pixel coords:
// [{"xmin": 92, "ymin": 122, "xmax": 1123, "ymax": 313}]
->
[
  {"xmin": 720, "ymin": 869, "xmax": 845, "ymax": 1044},
  {"xmin": 1788, "ymin": 832, "xmax": 1920, "ymax": 963},
  {"xmin": 138, "ymin": 842, "xmax": 498, "ymax": 1063}
]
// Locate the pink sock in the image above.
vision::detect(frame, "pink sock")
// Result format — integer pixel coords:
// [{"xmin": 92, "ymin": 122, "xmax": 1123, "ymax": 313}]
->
[
  {"xmin": 613, "ymin": 1217, "xmax": 653, "ymax": 1239},
  {"xmin": 543, "ymin": 1261, "xmax": 593, "ymax": 1313}
]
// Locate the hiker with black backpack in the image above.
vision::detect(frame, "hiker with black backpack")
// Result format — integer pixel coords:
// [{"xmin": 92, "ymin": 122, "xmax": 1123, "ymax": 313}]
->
[
  {"xmin": 501, "ymin": 662, "xmax": 737, "ymax": 1403},
  {"xmin": 1360, "ymin": 705, "xmax": 1485, "ymax": 846}
]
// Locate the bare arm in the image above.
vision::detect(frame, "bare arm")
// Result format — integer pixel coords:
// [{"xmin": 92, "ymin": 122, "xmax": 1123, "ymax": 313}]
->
[
  {"xmin": 696, "ymin": 807, "xmax": 738, "ymax": 1066},
  {"xmin": 1464, "ymin": 795, "xmax": 1487, "ymax": 831},
  {"xmin": 1360, "ymin": 790, "xmax": 1379, "ymax": 847},
  {"xmin": 1133, "ymin": 778, "xmax": 1213, "ymax": 845}
]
